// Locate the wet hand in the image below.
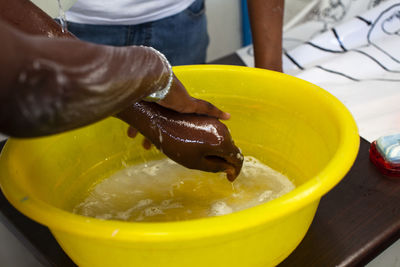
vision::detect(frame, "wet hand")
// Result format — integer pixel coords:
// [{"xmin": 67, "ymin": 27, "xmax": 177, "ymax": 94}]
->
[
  {"xmin": 127, "ymin": 73, "xmax": 230, "ymax": 149},
  {"xmin": 127, "ymin": 126, "xmax": 152, "ymax": 149},
  {"xmin": 157, "ymin": 74, "xmax": 231, "ymax": 120},
  {"xmin": 118, "ymin": 102, "xmax": 243, "ymax": 181}
]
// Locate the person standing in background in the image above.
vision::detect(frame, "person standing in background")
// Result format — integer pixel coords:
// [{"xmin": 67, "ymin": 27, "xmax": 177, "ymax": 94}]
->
[
  {"xmin": 66, "ymin": 0, "xmax": 208, "ymax": 66},
  {"xmin": 247, "ymin": 0, "xmax": 285, "ymax": 72},
  {"xmin": 66, "ymin": 0, "xmax": 284, "ymax": 71}
]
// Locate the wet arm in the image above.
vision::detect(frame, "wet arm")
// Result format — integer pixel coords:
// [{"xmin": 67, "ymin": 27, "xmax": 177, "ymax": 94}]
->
[{"xmin": 0, "ymin": 21, "xmax": 170, "ymax": 137}]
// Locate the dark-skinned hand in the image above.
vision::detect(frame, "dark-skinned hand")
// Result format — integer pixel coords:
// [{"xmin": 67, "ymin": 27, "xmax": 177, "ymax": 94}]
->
[{"xmin": 127, "ymin": 74, "xmax": 231, "ymax": 149}]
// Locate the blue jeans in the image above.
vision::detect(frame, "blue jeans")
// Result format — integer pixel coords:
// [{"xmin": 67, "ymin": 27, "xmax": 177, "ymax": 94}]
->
[{"xmin": 66, "ymin": 0, "xmax": 209, "ymax": 66}]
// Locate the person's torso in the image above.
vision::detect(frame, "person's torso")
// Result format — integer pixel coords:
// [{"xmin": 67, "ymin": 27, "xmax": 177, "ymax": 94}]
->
[{"xmin": 66, "ymin": 0, "xmax": 196, "ymax": 25}]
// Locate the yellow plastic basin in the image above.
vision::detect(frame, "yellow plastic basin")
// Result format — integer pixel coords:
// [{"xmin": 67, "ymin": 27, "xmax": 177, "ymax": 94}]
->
[{"xmin": 0, "ymin": 65, "xmax": 359, "ymax": 267}]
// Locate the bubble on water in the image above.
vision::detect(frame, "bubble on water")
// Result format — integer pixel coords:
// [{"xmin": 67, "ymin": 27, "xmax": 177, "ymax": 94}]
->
[
  {"xmin": 258, "ymin": 190, "xmax": 273, "ymax": 202},
  {"xmin": 161, "ymin": 199, "xmax": 172, "ymax": 206},
  {"xmin": 136, "ymin": 199, "xmax": 153, "ymax": 207},
  {"xmin": 95, "ymin": 213, "xmax": 113, "ymax": 220},
  {"xmin": 144, "ymin": 206, "xmax": 164, "ymax": 217},
  {"xmin": 142, "ymin": 164, "xmax": 160, "ymax": 176},
  {"xmin": 232, "ymin": 192, "xmax": 241, "ymax": 198},
  {"xmin": 210, "ymin": 201, "xmax": 233, "ymax": 216},
  {"xmin": 73, "ymin": 156, "xmax": 295, "ymax": 222},
  {"xmin": 116, "ymin": 211, "xmax": 131, "ymax": 221}
]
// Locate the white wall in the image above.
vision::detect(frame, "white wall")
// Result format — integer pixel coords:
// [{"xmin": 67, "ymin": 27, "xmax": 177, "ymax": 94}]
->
[
  {"xmin": 205, "ymin": 0, "xmax": 242, "ymax": 62},
  {"xmin": 204, "ymin": 0, "xmax": 312, "ymax": 62}
]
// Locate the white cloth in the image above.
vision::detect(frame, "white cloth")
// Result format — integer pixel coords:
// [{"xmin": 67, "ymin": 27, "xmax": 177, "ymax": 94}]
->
[
  {"xmin": 237, "ymin": 0, "xmax": 400, "ymax": 143},
  {"xmin": 66, "ymin": 0, "xmax": 196, "ymax": 25}
]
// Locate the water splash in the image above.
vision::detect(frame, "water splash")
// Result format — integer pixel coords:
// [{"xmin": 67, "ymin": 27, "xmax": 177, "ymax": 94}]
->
[{"xmin": 73, "ymin": 156, "xmax": 295, "ymax": 222}]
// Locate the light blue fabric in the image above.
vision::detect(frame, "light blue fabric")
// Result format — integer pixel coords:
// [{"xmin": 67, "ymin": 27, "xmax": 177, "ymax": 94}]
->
[
  {"xmin": 66, "ymin": 0, "xmax": 209, "ymax": 66},
  {"xmin": 376, "ymin": 134, "xmax": 400, "ymax": 164}
]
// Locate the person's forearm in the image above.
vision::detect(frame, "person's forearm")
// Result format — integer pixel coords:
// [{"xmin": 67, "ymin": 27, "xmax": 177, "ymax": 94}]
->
[
  {"xmin": 0, "ymin": 0, "xmax": 244, "ymax": 178},
  {"xmin": 0, "ymin": 0, "xmax": 73, "ymax": 38},
  {"xmin": 0, "ymin": 0, "xmax": 172, "ymax": 137},
  {"xmin": 0, "ymin": 21, "xmax": 171, "ymax": 137},
  {"xmin": 247, "ymin": 0, "xmax": 284, "ymax": 71}
]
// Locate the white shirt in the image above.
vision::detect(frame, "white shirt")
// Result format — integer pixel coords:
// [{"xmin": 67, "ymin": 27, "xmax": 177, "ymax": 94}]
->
[{"xmin": 66, "ymin": 0, "xmax": 196, "ymax": 25}]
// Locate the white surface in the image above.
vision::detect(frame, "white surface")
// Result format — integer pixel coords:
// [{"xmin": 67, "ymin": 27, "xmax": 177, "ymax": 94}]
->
[
  {"xmin": 0, "ymin": 221, "xmax": 42, "ymax": 266},
  {"xmin": 366, "ymin": 238, "xmax": 400, "ymax": 267},
  {"xmin": 66, "ymin": 0, "xmax": 195, "ymax": 25},
  {"xmin": 205, "ymin": 0, "xmax": 312, "ymax": 62},
  {"xmin": 205, "ymin": 0, "xmax": 242, "ymax": 62},
  {"xmin": 237, "ymin": 0, "xmax": 400, "ymax": 142}
]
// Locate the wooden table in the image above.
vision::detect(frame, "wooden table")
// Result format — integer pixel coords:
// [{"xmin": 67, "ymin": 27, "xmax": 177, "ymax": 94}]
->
[{"xmin": 1, "ymin": 54, "xmax": 399, "ymax": 267}]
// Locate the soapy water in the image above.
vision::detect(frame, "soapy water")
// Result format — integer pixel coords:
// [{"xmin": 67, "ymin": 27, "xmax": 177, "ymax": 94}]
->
[{"xmin": 73, "ymin": 156, "xmax": 295, "ymax": 222}]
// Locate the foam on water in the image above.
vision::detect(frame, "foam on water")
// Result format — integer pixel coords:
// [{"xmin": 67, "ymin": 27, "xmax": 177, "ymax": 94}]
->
[{"xmin": 73, "ymin": 156, "xmax": 295, "ymax": 222}]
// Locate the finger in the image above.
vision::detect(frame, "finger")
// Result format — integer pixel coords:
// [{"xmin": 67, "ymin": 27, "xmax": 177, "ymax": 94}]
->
[
  {"xmin": 142, "ymin": 138, "xmax": 152, "ymax": 150},
  {"xmin": 191, "ymin": 98, "xmax": 231, "ymax": 120},
  {"xmin": 127, "ymin": 126, "xmax": 138, "ymax": 138}
]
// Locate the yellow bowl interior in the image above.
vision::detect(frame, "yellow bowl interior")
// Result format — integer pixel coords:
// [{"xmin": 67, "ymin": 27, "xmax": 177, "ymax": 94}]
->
[{"xmin": 0, "ymin": 65, "xmax": 359, "ymax": 266}]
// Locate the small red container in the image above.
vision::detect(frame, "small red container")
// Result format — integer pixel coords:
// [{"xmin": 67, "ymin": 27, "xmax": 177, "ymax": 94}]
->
[{"xmin": 369, "ymin": 140, "xmax": 400, "ymax": 178}]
